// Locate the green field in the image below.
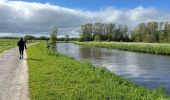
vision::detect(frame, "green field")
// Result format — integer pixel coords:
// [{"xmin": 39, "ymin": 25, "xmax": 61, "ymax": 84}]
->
[
  {"xmin": 27, "ymin": 43, "xmax": 168, "ymax": 99},
  {"xmin": 76, "ymin": 42, "xmax": 170, "ymax": 55},
  {"xmin": 0, "ymin": 39, "xmax": 18, "ymax": 53}
]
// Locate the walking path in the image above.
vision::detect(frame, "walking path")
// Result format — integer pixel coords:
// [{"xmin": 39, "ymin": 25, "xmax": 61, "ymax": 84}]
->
[{"xmin": 0, "ymin": 47, "xmax": 29, "ymax": 100}]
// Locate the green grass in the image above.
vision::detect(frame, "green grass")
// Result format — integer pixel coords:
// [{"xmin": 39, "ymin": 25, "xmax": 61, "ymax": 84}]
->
[
  {"xmin": 27, "ymin": 43, "xmax": 168, "ymax": 100},
  {"xmin": 0, "ymin": 39, "xmax": 18, "ymax": 53},
  {"xmin": 76, "ymin": 42, "xmax": 170, "ymax": 55}
]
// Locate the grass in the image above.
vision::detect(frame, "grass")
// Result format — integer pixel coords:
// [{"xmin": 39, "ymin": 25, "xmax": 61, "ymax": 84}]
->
[
  {"xmin": 27, "ymin": 43, "xmax": 168, "ymax": 100},
  {"xmin": 0, "ymin": 39, "xmax": 18, "ymax": 53},
  {"xmin": 76, "ymin": 42, "xmax": 170, "ymax": 55}
]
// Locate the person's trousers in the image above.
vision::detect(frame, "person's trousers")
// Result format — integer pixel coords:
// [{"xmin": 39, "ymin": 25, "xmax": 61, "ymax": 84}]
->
[{"xmin": 19, "ymin": 48, "xmax": 24, "ymax": 57}]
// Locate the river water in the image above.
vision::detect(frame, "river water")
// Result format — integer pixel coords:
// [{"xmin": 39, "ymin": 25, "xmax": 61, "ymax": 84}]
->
[{"xmin": 57, "ymin": 43, "xmax": 170, "ymax": 93}]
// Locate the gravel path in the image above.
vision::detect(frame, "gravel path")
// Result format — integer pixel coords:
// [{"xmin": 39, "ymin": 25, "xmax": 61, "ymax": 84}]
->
[{"xmin": 0, "ymin": 47, "xmax": 29, "ymax": 100}]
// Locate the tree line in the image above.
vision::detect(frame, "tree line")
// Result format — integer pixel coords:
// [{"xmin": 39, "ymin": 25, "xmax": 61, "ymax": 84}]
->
[
  {"xmin": 80, "ymin": 23, "xmax": 130, "ymax": 42},
  {"xmin": 0, "ymin": 35, "xmax": 49, "ymax": 40},
  {"xmin": 80, "ymin": 22, "xmax": 170, "ymax": 43},
  {"xmin": 132, "ymin": 22, "xmax": 170, "ymax": 43}
]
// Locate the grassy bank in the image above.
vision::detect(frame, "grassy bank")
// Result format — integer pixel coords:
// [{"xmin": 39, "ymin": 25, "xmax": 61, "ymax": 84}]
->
[
  {"xmin": 76, "ymin": 42, "xmax": 170, "ymax": 55},
  {"xmin": 0, "ymin": 39, "xmax": 18, "ymax": 53},
  {"xmin": 27, "ymin": 43, "xmax": 168, "ymax": 99}
]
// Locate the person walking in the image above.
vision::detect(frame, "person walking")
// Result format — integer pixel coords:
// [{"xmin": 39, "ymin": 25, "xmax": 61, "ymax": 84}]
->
[{"xmin": 17, "ymin": 38, "xmax": 27, "ymax": 59}]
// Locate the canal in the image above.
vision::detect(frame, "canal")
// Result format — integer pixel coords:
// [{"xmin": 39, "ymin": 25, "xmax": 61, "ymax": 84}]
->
[{"xmin": 57, "ymin": 43, "xmax": 170, "ymax": 93}]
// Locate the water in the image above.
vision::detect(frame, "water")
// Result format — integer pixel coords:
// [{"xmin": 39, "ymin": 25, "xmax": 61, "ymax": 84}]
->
[{"xmin": 57, "ymin": 43, "xmax": 170, "ymax": 93}]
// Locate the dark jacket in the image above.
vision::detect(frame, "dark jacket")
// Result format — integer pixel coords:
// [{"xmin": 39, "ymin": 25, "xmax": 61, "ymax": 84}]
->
[{"xmin": 17, "ymin": 40, "xmax": 27, "ymax": 49}]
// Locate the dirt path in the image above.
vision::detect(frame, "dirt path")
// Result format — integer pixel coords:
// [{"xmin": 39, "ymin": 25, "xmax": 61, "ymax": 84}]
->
[{"xmin": 0, "ymin": 47, "xmax": 29, "ymax": 100}]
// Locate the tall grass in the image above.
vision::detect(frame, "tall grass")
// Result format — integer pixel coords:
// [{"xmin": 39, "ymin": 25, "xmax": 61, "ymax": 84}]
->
[
  {"xmin": 76, "ymin": 42, "xmax": 170, "ymax": 55},
  {"xmin": 27, "ymin": 43, "xmax": 168, "ymax": 99},
  {"xmin": 0, "ymin": 39, "xmax": 18, "ymax": 53}
]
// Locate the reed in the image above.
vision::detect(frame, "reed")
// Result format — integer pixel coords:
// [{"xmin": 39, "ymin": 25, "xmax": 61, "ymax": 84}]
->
[{"xmin": 76, "ymin": 42, "xmax": 170, "ymax": 55}]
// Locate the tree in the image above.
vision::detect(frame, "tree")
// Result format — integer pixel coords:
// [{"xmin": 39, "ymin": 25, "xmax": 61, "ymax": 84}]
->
[
  {"xmin": 132, "ymin": 22, "xmax": 160, "ymax": 42},
  {"xmin": 80, "ymin": 23, "xmax": 130, "ymax": 42},
  {"xmin": 39, "ymin": 36, "xmax": 49, "ymax": 40},
  {"xmin": 164, "ymin": 22, "xmax": 170, "ymax": 42},
  {"xmin": 132, "ymin": 23, "xmax": 147, "ymax": 42},
  {"xmin": 123, "ymin": 34, "xmax": 130, "ymax": 42},
  {"xmin": 146, "ymin": 22, "xmax": 159, "ymax": 42},
  {"xmin": 64, "ymin": 35, "xmax": 70, "ymax": 42},
  {"xmin": 50, "ymin": 27, "xmax": 57, "ymax": 45},
  {"xmin": 159, "ymin": 32, "xmax": 166, "ymax": 43},
  {"xmin": 24, "ymin": 35, "xmax": 36, "ymax": 40},
  {"xmin": 94, "ymin": 34, "xmax": 101, "ymax": 41},
  {"xmin": 80, "ymin": 24, "xmax": 93, "ymax": 41}
]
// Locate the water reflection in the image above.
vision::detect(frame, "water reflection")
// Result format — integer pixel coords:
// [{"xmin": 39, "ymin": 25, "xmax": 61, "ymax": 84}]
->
[{"xmin": 57, "ymin": 43, "xmax": 170, "ymax": 93}]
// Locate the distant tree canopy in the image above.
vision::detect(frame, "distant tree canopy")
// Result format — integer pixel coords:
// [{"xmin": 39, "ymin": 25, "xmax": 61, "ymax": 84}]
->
[
  {"xmin": 24, "ymin": 35, "xmax": 36, "ymax": 40},
  {"xmin": 23, "ymin": 35, "xmax": 49, "ymax": 40},
  {"xmin": 39, "ymin": 36, "xmax": 49, "ymax": 40},
  {"xmin": 132, "ymin": 22, "xmax": 170, "ymax": 43},
  {"xmin": 64, "ymin": 35, "xmax": 70, "ymax": 42},
  {"xmin": 0, "ymin": 35, "xmax": 49, "ymax": 40},
  {"xmin": 0, "ymin": 37, "xmax": 19, "ymax": 39},
  {"xmin": 80, "ymin": 23, "xmax": 130, "ymax": 42},
  {"xmin": 80, "ymin": 22, "xmax": 170, "ymax": 43}
]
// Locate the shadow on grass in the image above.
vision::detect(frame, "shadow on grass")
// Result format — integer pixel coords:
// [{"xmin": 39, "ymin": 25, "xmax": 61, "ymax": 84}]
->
[{"xmin": 27, "ymin": 57, "xmax": 44, "ymax": 61}]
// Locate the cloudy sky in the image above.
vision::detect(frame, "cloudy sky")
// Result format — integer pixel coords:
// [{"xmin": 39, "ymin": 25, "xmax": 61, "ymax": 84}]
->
[{"xmin": 0, "ymin": 0, "xmax": 170, "ymax": 37}]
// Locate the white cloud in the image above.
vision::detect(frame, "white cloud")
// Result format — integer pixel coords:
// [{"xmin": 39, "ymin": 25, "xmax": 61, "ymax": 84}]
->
[{"xmin": 0, "ymin": 0, "xmax": 170, "ymax": 37}]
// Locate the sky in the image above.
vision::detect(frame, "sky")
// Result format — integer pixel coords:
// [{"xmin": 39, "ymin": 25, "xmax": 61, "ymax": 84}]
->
[{"xmin": 0, "ymin": 0, "xmax": 170, "ymax": 37}]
